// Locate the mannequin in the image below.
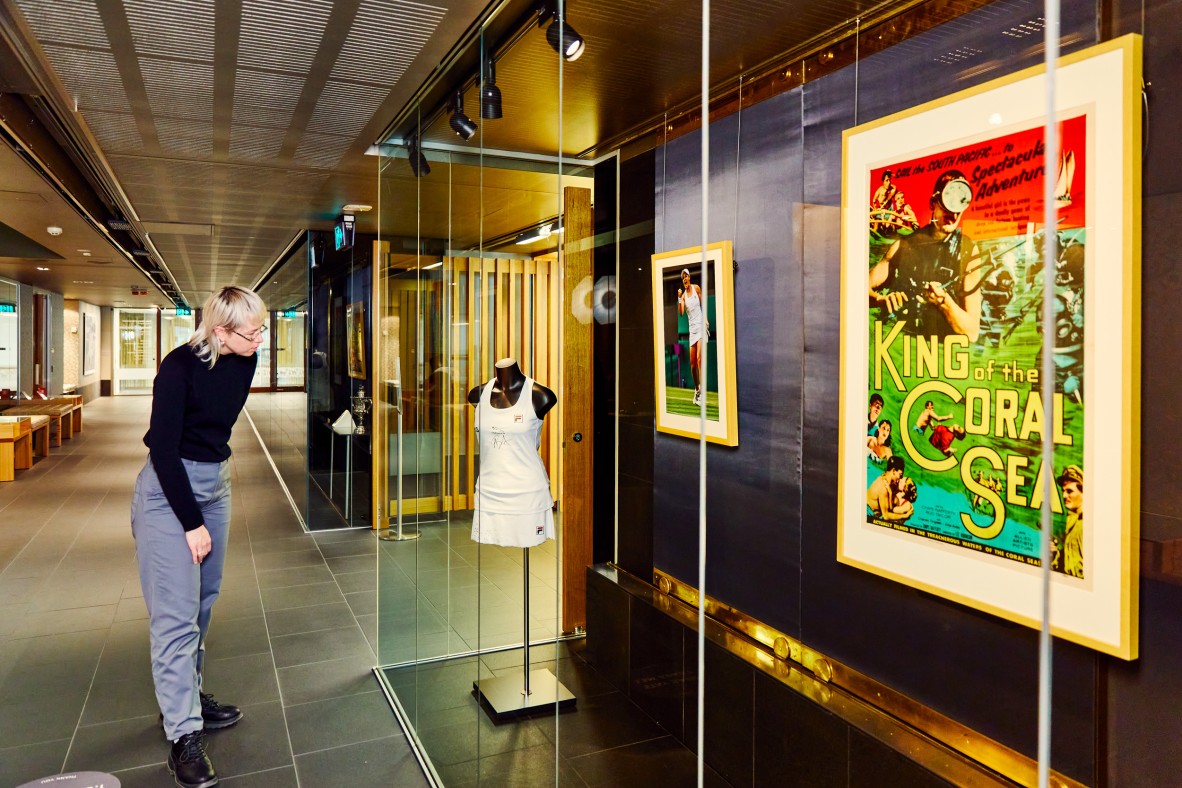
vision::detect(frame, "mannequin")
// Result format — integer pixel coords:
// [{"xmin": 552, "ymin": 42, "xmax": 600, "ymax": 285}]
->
[
  {"xmin": 467, "ymin": 359, "xmax": 576, "ymax": 719},
  {"xmin": 467, "ymin": 358, "xmax": 557, "ymax": 416},
  {"xmin": 468, "ymin": 358, "xmax": 557, "ymax": 548}
]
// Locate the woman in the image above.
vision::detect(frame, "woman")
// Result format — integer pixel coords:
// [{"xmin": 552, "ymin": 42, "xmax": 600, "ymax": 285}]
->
[
  {"xmin": 867, "ymin": 419, "xmax": 894, "ymax": 462},
  {"xmin": 677, "ymin": 268, "xmax": 709, "ymax": 406},
  {"xmin": 132, "ymin": 286, "xmax": 266, "ymax": 788}
]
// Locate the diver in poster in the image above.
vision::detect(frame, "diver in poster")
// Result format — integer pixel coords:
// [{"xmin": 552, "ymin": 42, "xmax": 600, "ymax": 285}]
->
[
  {"xmin": 677, "ymin": 268, "xmax": 709, "ymax": 406},
  {"xmin": 868, "ymin": 169, "xmax": 983, "ymax": 341}
]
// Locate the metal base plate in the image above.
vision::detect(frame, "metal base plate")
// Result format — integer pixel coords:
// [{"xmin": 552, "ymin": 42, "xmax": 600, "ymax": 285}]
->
[
  {"xmin": 473, "ymin": 669, "xmax": 576, "ymax": 722},
  {"xmin": 377, "ymin": 528, "xmax": 421, "ymax": 542}
]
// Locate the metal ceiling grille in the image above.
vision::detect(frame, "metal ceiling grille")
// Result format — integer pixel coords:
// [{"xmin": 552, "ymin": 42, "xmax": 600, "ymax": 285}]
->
[
  {"xmin": 14, "ymin": 0, "xmax": 108, "ymax": 48},
  {"xmin": 140, "ymin": 58, "xmax": 214, "ymax": 121},
  {"xmin": 329, "ymin": 0, "xmax": 448, "ymax": 85},
  {"xmin": 232, "ymin": 70, "xmax": 304, "ymax": 128},
  {"xmin": 306, "ymin": 80, "xmax": 392, "ymax": 138},
  {"xmin": 82, "ymin": 110, "xmax": 143, "ymax": 152},
  {"xmin": 238, "ymin": 0, "xmax": 332, "ymax": 74},
  {"xmin": 154, "ymin": 116, "xmax": 214, "ymax": 157},
  {"xmin": 229, "ymin": 125, "xmax": 284, "ymax": 163},
  {"xmin": 40, "ymin": 45, "xmax": 131, "ymax": 112},
  {"xmin": 124, "ymin": 0, "xmax": 214, "ymax": 62},
  {"xmin": 292, "ymin": 131, "xmax": 354, "ymax": 169}
]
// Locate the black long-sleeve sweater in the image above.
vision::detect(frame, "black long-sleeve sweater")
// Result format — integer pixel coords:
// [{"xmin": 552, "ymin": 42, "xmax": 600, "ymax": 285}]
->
[{"xmin": 143, "ymin": 343, "xmax": 257, "ymax": 530}]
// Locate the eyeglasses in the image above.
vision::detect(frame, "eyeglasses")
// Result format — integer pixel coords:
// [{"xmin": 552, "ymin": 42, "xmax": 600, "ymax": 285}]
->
[{"xmin": 230, "ymin": 325, "xmax": 268, "ymax": 342}]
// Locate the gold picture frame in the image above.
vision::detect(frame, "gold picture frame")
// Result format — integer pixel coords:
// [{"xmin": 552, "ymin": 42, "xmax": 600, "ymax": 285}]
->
[
  {"xmin": 837, "ymin": 36, "xmax": 1141, "ymax": 659},
  {"xmin": 346, "ymin": 301, "xmax": 367, "ymax": 380},
  {"xmin": 651, "ymin": 241, "xmax": 739, "ymax": 447}
]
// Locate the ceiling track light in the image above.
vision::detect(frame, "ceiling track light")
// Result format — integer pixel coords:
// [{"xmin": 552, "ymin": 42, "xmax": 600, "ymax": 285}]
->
[
  {"xmin": 538, "ymin": 3, "xmax": 585, "ymax": 62},
  {"xmin": 407, "ymin": 135, "xmax": 430, "ymax": 177},
  {"xmin": 480, "ymin": 47, "xmax": 503, "ymax": 120},
  {"xmin": 449, "ymin": 90, "xmax": 478, "ymax": 140}
]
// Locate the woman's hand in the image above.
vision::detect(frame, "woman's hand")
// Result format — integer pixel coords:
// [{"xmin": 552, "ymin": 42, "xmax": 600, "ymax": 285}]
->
[{"xmin": 186, "ymin": 525, "xmax": 212, "ymax": 564}]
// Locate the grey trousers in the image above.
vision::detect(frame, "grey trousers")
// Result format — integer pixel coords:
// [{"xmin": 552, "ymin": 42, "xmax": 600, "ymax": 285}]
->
[{"xmin": 131, "ymin": 456, "xmax": 231, "ymax": 741}]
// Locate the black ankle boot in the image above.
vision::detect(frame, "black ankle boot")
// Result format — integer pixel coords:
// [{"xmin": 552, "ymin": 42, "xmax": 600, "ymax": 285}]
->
[
  {"xmin": 200, "ymin": 692, "xmax": 243, "ymax": 729},
  {"xmin": 168, "ymin": 731, "xmax": 218, "ymax": 788}
]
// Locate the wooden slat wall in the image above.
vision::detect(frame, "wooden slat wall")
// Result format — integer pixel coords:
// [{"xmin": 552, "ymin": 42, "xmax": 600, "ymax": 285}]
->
[
  {"xmin": 437, "ymin": 255, "xmax": 562, "ymax": 513},
  {"xmin": 561, "ymin": 186, "xmax": 594, "ymax": 632}
]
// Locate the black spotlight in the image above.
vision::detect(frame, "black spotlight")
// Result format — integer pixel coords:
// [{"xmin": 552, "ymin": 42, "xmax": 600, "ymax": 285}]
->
[
  {"xmin": 480, "ymin": 54, "xmax": 502, "ymax": 119},
  {"xmin": 407, "ymin": 135, "xmax": 430, "ymax": 177},
  {"xmin": 448, "ymin": 91, "xmax": 478, "ymax": 140},
  {"xmin": 540, "ymin": 4, "xmax": 585, "ymax": 61}
]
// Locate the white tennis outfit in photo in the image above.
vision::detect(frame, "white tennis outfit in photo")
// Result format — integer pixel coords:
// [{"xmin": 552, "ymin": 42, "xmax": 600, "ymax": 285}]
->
[
  {"xmin": 472, "ymin": 378, "xmax": 555, "ymax": 548},
  {"xmin": 684, "ymin": 287, "xmax": 704, "ymax": 345}
]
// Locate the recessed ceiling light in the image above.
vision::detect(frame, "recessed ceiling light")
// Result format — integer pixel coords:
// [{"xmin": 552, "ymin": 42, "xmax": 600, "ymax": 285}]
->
[
  {"xmin": 81, "ymin": 251, "xmax": 92, "ymax": 257},
  {"xmin": 342, "ymin": 203, "xmax": 372, "ymax": 212},
  {"xmin": 37, "ymin": 266, "xmax": 50, "ymax": 271},
  {"xmin": 46, "ymin": 226, "xmax": 63, "ymax": 236},
  {"xmin": 77, "ymin": 248, "xmax": 90, "ymax": 254},
  {"xmin": 73, "ymin": 280, "xmax": 95, "ymax": 284}
]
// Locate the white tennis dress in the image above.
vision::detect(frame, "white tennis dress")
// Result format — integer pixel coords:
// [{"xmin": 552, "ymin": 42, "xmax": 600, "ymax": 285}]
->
[
  {"xmin": 472, "ymin": 378, "xmax": 555, "ymax": 548},
  {"xmin": 684, "ymin": 287, "xmax": 704, "ymax": 345}
]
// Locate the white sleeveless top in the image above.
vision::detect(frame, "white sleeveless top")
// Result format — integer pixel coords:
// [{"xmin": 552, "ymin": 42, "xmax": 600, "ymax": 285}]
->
[
  {"xmin": 472, "ymin": 378, "xmax": 555, "ymax": 547},
  {"xmin": 684, "ymin": 287, "xmax": 704, "ymax": 343}
]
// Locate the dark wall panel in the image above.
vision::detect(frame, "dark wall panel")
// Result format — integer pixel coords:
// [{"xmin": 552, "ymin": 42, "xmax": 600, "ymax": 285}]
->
[
  {"xmin": 643, "ymin": 0, "xmax": 1106, "ymax": 782},
  {"xmin": 652, "ymin": 89, "xmax": 806, "ymax": 636}
]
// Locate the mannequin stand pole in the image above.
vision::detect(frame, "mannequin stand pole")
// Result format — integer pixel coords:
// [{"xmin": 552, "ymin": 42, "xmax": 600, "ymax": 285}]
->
[
  {"xmin": 379, "ymin": 399, "xmax": 419, "ymax": 542},
  {"xmin": 473, "ymin": 547, "xmax": 576, "ymax": 722}
]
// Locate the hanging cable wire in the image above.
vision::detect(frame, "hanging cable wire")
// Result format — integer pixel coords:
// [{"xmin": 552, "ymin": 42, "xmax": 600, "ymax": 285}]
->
[
  {"xmin": 1037, "ymin": 2, "xmax": 1060, "ymax": 787},
  {"xmin": 697, "ymin": 0, "xmax": 710, "ymax": 786}
]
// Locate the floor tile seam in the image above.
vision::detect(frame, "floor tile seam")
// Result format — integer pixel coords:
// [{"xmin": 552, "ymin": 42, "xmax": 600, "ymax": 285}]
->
[
  {"xmin": 0, "ymin": 484, "xmax": 86, "ymax": 582},
  {"xmin": 562, "ymin": 733, "xmax": 676, "ymax": 763},
  {"xmin": 280, "ymin": 685, "xmax": 383, "ymax": 709},
  {"xmin": 289, "ymin": 731, "xmax": 407, "ymax": 759},
  {"xmin": 58, "ymin": 610, "xmax": 125, "ymax": 777},
  {"xmin": 231, "ymin": 447, "xmax": 306, "ymax": 788}
]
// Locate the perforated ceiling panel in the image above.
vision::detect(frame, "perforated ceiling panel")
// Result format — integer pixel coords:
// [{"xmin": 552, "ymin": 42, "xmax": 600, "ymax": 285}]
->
[
  {"xmin": 141, "ymin": 59, "xmax": 214, "ymax": 121},
  {"xmin": 232, "ymin": 70, "xmax": 304, "ymax": 128},
  {"xmin": 15, "ymin": 0, "xmax": 108, "ymax": 48},
  {"xmin": 40, "ymin": 45, "xmax": 130, "ymax": 112},
  {"xmin": 124, "ymin": 0, "xmax": 214, "ymax": 61},
  {"xmin": 238, "ymin": 0, "xmax": 331, "ymax": 74},
  {"xmin": 330, "ymin": 0, "xmax": 448, "ymax": 85}
]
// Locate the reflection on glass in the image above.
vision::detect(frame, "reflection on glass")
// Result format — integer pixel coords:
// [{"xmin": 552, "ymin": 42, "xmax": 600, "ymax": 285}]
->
[
  {"xmin": 113, "ymin": 308, "xmax": 158, "ymax": 395},
  {"xmin": 276, "ymin": 313, "xmax": 305, "ymax": 387},
  {"xmin": 0, "ymin": 278, "xmax": 17, "ymax": 392}
]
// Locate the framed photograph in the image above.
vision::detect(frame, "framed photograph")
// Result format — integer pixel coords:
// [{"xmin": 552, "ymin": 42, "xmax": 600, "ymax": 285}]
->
[
  {"xmin": 838, "ymin": 36, "xmax": 1141, "ymax": 658},
  {"xmin": 652, "ymin": 241, "xmax": 738, "ymax": 446},
  {"xmin": 346, "ymin": 301, "xmax": 366, "ymax": 380},
  {"xmin": 82, "ymin": 311, "xmax": 97, "ymax": 376}
]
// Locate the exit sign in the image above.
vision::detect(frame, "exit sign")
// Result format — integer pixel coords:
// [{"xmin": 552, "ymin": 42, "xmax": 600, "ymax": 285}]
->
[
  {"xmin": 282, "ymin": 310, "xmax": 300, "ymax": 318},
  {"xmin": 176, "ymin": 307, "xmax": 192, "ymax": 316},
  {"xmin": 0, "ymin": 303, "xmax": 14, "ymax": 313}
]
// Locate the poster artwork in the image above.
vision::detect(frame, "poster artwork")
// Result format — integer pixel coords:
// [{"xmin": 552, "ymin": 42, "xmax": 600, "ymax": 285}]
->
[{"xmin": 864, "ymin": 118, "xmax": 1087, "ymax": 577}]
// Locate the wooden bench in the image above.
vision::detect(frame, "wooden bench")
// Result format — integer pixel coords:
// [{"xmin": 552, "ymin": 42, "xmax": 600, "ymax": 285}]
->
[
  {"xmin": 44, "ymin": 396, "xmax": 84, "ymax": 434},
  {"xmin": 0, "ymin": 416, "xmax": 32, "ymax": 481},
  {"xmin": 4, "ymin": 402, "xmax": 79, "ymax": 446}
]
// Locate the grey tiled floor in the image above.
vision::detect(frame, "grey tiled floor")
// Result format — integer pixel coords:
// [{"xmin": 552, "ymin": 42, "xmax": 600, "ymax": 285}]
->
[{"xmin": 0, "ymin": 395, "xmax": 428, "ymax": 787}]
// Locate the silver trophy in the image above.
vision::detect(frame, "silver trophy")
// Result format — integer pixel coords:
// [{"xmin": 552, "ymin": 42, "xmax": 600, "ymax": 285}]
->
[{"xmin": 351, "ymin": 386, "xmax": 371, "ymax": 435}]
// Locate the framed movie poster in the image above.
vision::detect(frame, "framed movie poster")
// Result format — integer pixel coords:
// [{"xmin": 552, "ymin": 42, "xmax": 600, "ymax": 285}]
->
[
  {"xmin": 347, "ymin": 301, "xmax": 366, "ymax": 380},
  {"xmin": 837, "ymin": 36, "xmax": 1141, "ymax": 658},
  {"xmin": 652, "ymin": 242, "xmax": 738, "ymax": 446}
]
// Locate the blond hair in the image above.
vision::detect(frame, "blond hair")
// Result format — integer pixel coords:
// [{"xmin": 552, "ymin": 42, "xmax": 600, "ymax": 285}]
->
[{"xmin": 189, "ymin": 286, "xmax": 267, "ymax": 368}]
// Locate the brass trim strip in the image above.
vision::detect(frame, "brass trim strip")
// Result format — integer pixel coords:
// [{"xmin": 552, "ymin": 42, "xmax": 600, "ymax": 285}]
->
[{"xmin": 650, "ymin": 567, "xmax": 1085, "ymax": 788}]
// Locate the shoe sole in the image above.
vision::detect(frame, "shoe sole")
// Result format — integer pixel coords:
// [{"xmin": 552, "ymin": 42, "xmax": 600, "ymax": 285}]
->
[
  {"xmin": 203, "ymin": 710, "xmax": 244, "ymax": 729},
  {"xmin": 167, "ymin": 756, "xmax": 219, "ymax": 788},
  {"xmin": 160, "ymin": 711, "xmax": 245, "ymax": 734}
]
